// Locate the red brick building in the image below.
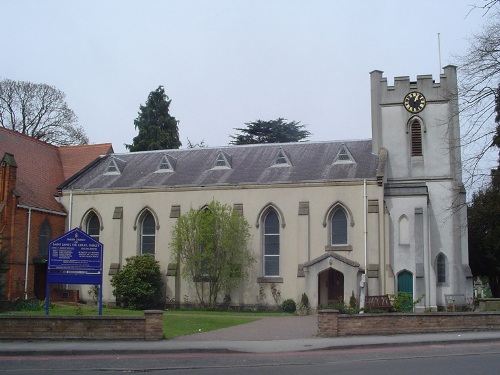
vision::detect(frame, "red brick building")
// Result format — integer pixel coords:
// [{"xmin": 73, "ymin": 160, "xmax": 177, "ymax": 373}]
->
[{"xmin": 0, "ymin": 127, "xmax": 112, "ymax": 301}]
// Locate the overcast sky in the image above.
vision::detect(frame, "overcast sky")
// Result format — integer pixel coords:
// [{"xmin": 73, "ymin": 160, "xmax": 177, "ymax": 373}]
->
[{"xmin": 0, "ymin": 0, "xmax": 491, "ymax": 155}]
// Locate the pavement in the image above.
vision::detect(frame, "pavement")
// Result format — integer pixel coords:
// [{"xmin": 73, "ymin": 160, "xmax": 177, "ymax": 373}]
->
[{"xmin": 1, "ymin": 314, "xmax": 500, "ymax": 356}]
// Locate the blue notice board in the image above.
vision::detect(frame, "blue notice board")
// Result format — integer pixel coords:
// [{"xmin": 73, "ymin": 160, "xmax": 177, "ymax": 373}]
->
[
  {"xmin": 46, "ymin": 228, "xmax": 104, "ymax": 315},
  {"xmin": 49, "ymin": 228, "xmax": 103, "ymax": 271}
]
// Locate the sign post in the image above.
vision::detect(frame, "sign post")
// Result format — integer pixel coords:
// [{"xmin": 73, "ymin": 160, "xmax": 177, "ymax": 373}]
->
[{"xmin": 45, "ymin": 228, "xmax": 104, "ymax": 315}]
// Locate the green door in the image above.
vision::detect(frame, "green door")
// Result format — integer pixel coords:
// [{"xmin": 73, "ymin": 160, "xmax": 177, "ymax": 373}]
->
[{"xmin": 397, "ymin": 270, "xmax": 413, "ymax": 311}]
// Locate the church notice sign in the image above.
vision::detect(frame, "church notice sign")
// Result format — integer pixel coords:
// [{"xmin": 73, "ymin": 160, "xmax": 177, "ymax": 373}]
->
[
  {"xmin": 46, "ymin": 228, "xmax": 104, "ymax": 315},
  {"xmin": 49, "ymin": 228, "xmax": 102, "ymax": 271}
]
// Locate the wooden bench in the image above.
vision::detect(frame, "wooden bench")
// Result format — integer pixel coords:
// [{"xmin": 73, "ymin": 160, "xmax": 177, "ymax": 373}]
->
[{"xmin": 365, "ymin": 295, "xmax": 394, "ymax": 312}]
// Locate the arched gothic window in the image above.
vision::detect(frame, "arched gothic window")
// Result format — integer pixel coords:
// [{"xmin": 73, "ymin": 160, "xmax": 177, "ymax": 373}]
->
[
  {"xmin": 437, "ymin": 253, "xmax": 446, "ymax": 283},
  {"xmin": 86, "ymin": 212, "xmax": 100, "ymax": 241},
  {"xmin": 140, "ymin": 212, "xmax": 156, "ymax": 255},
  {"xmin": 399, "ymin": 216, "xmax": 410, "ymax": 245},
  {"xmin": 331, "ymin": 208, "xmax": 348, "ymax": 245},
  {"xmin": 38, "ymin": 220, "xmax": 51, "ymax": 257},
  {"xmin": 263, "ymin": 209, "xmax": 280, "ymax": 277}
]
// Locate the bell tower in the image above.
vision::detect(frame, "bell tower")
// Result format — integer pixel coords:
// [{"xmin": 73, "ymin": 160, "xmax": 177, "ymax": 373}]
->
[
  {"xmin": 370, "ymin": 66, "xmax": 472, "ymax": 310},
  {"xmin": 370, "ymin": 65, "xmax": 462, "ymax": 181}
]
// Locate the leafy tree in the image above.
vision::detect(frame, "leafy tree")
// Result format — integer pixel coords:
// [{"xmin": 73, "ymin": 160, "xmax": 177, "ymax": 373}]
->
[
  {"xmin": 230, "ymin": 117, "xmax": 311, "ymax": 145},
  {"xmin": 110, "ymin": 254, "xmax": 163, "ymax": 309},
  {"xmin": 456, "ymin": 4, "xmax": 499, "ymax": 186},
  {"xmin": 126, "ymin": 86, "xmax": 181, "ymax": 151},
  {"xmin": 468, "ymin": 180, "xmax": 500, "ymax": 297},
  {"xmin": 0, "ymin": 79, "xmax": 88, "ymax": 146},
  {"xmin": 170, "ymin": 200, "xmax": 254, "ymax": 309},
  {"xmin": 467, "ymin": 30, "xmax": 500, "ymax": 297}
]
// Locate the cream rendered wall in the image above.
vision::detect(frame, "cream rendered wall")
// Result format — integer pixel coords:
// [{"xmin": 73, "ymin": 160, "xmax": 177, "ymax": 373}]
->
[
  {"xmin": 427, "ymin": 180, "xmax": 471, "ymax": 302},
  {"xmin": 62, "ymin": 179, "xmax": 384, "ymax": 309},
  {"xmin": 378, "ymin": 104, "xmax": 452, "ymax": 180},
  {"xmin": 385, "ymin": 195, "xmax": 432, "ymax": 309}
]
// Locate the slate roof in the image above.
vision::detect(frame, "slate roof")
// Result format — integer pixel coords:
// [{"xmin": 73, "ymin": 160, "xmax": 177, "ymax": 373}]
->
[
  {"xmin": 0, "ymin": 128, "xmax": 112, "ymax": 213},
  {"xmin": 61, "ymin": 140, "xmax": 379, "ymax": 191}
]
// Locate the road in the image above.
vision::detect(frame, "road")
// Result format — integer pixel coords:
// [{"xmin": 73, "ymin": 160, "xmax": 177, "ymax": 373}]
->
[{"xmin": 1, "ymin": 341, "xmax": 499, "ymax": 374}]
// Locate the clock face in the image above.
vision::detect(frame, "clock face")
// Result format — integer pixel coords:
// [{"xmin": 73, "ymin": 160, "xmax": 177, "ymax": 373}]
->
[{"xmin": 403, "ymin": 92, "xmax": 426, "ymax": 113}]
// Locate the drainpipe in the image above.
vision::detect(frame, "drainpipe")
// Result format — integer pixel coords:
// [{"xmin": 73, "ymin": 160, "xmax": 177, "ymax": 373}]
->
[
  {"xmin": 24, "ymin": 207, "xmax": 32, "ymax": 300},
  {"xmin": 425, "ymin": 206, "xmax": 431, "ymax": 309},
  {"xmin": 16, "ymin": 205, "xmax": 66, "ymax": 300},
  {"xmin": 359, "ymin": 180, "xmax": 368, "ymax": 311},
  {"xmin": 68, "ymin": 190, "xmax": 73, "ymax": 230},
  {"xmin": 307, "ymin": 206, "xmax": 311, "ymax": 262},
  {"xmin": 65, "ymin": 190, "xmax": 74, "ymax": 291},
  {"xmin": 364, "ymin": 179, "xmax": 368, "ymax": 285}
]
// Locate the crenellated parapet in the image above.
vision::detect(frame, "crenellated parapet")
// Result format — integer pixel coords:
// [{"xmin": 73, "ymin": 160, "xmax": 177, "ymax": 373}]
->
[
  {"xmin": 371, "ymin": 65, "xmax": 457, "ymax": 108},
  {"xmin": 370, "ymin": 66, "xmax": 460, "ymax": 163}
]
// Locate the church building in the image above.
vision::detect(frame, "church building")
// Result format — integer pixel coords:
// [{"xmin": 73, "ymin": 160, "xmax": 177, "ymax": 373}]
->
[
  {"xmin": 59, "ymin": 66, "xmax": 472, "ymax": 311},
  {"xmin": 0, "ymin": 128, "xmax": 113, "ymax": 301}
]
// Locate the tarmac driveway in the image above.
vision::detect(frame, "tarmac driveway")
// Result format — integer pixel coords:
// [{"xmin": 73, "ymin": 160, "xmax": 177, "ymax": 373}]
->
[{"xmin": 174, "ymin": 314, "xmax": 318, "ymax": 341}]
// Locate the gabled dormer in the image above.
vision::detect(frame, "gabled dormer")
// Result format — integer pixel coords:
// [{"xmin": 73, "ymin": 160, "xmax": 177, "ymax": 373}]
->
[
  {"xmin": 1, "ymin": 153, "xmax": 17, "ymax": 168},
  {"xmin": 271, "ymin": 147, "xmax": 291, "ymax": 167},
  {"xmin": 1, "ymin": 153, "xmax": 18, "ymax": 197},
  {"xmin": 333, "ymin": 144, "xmax": 355, "ymax": 164},
  {"xmin": 155, "ymin": 154, "xmax": 176, "ymax": 173},
  {"xmin": 104, "ymin": 156, "xmax": 125, "ymax": 175},
  {"xmin": 212, "ymin": 150, "xmax": 232, "ymax": 170}
]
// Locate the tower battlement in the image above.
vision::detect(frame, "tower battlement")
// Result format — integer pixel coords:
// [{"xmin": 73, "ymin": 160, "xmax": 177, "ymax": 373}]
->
[{"xmin": 371, "ymin": 65, "xmax": 457, "ymax": 105}]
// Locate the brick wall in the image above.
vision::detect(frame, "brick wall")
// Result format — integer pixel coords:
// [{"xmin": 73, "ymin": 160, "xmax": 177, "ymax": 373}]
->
[
  {"xmin": 1, "ymin": 149, "xmax": 66, "ymax": 301},
  {"xmin": 4, "ymin": 208, "xmax": 66, "ymax": 300},
  {"xmin": 318, "ymin": 310, "xmax": 500, "ymax": 337},
  {"xmin": 0, "ymin": 310, "xmax": 164, "ymax": 340},
  {"xmin": 50, "ymin": 289, "xmax": 80, "ymax": 303}
]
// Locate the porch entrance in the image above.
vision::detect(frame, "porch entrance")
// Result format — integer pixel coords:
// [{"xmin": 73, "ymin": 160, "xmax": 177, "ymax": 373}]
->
[{"xmin": 318, "ymin": 268, "xmax": 344, "ymax": 306}]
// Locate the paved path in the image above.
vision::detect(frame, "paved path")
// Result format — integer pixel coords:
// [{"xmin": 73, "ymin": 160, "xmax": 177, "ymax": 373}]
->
[{"xmin": 175, "ymin": 314, "xmax": 318, "ymax": 341}]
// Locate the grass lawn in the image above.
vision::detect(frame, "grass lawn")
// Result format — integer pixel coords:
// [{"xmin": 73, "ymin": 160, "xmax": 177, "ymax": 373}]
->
[
  {"xmin": 163, "ymin": 314, "xmax": 259, "ymax": 339},
  {"xmin": 2, "ymin": 303, "xmax": 292, "ymax": 339}
]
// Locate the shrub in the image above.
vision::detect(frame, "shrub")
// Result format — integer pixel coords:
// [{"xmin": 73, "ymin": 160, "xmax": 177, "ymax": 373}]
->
[
  {"xmin": 111, "ymin": 254, "xmax": 164, "ymax": 310},
  {"xmin": 296, "ymin": 293, "xmax": 309, "ymax": 316},
  {"xmin": 13, "ymin": 298, "xmax": 44, "ymax": 311},
  {"xmin": 389, "ymin": 292, "xmax": 424, "ymax": 312},
  {"xmin": 87, "ymin": 285, "xmax": 99, "ymax": 304},
  {"xmin": 349, "ymin": 291, "xmax": 357, "ymax": 309},
  {"xmin": 325, "ymin": 299, "xmax": 358, "ymax": 314},
  {"xmin": 300, "ymin": 293, "xmax": 309, "ymax": 308},
  {"xmin": 281, "ymin": 298, "xmax": 296, "ymax": 313}
]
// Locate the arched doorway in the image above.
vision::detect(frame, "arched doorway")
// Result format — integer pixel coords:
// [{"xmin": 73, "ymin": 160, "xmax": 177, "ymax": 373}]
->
[
  {"xmin": 397, "ymin": 270, "xmax": 413, "ymax": 295},
  {"xmin": 318, "ymin": 268, "xmax": 344, "ymax": 306},
  {"xmin": 397, "ymin": 270, "xmax": 413, "ymax": 311}
]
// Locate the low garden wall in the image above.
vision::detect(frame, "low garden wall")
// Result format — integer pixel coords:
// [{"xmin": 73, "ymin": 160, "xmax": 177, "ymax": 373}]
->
[
  {"xmin": 0, "ymin": 310, "xmax": 164, "ymax": 340},
  {"xmin": 477, "ymin": 298, "xmax": 500, "ymax": 312},
  {"xmin": 318, "ymin": 310, "xmax": 500, "ymax": 337}
]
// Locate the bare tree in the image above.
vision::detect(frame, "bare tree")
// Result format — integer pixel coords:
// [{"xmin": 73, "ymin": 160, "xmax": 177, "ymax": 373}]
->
[
  {"xmin": 0, "ymin": 79, "xmax": 88, "ymax": 146},
  {"xmin": 467, "ymin": 0, "xmax": 499, "ymax": 15},
  {"xmin": 456, "ymin": 4, "xmax": 499, "ymax": 189}
]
